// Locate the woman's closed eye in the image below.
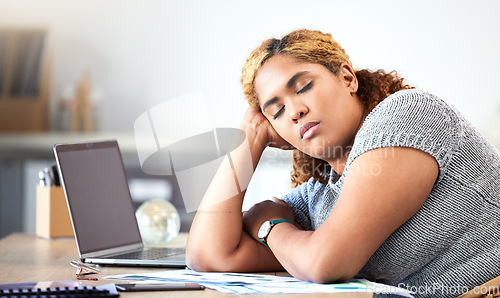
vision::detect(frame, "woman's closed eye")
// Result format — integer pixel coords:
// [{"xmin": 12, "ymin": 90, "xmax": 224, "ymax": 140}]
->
[
  {"xmin": 297, "ymin": 81, "xmax": 313, "ymax": 94},
  {"xmin": 273, "ymin": 106, "xmax": 285, "ymax": 120},
  {"xmin": 271, "ymin": 81, "xmax": 312, "ymax": 120}
]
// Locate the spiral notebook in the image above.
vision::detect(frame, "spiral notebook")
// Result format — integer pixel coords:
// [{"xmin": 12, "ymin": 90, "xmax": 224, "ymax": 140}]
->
[
  {"xmin": 0, "ymin": 281, "xmax": 119, "ymax": 297},
  {"xmin": 53, "ymin": 140, "xmax": 186, "ymax": 268}
]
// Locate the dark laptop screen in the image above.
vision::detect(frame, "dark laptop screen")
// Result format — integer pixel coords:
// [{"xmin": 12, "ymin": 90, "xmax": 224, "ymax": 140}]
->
[{"xmin": 55, "ymin": 141, "xmax": 142, "ymax": 254}]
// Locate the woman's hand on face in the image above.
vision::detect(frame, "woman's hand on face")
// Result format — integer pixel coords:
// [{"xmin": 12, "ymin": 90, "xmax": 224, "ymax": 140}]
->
[
  {"xmin": 242, "ymin": 197, "xmax": 295, "ymax": 241},
  {"xmin": 241, "ymin": 107, "xmax": 294, "ymax": 150}
]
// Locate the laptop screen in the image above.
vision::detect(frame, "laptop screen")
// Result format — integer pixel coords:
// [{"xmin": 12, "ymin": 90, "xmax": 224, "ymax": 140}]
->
[{"xmin": 54, "ymin": 140, "xmax": 142, "ymax": 254}]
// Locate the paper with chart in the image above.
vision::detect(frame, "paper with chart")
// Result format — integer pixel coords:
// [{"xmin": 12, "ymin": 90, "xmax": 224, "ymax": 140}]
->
[{"xmin": 105, "ymin": 269, "xmax": 414, "ymax": 296}]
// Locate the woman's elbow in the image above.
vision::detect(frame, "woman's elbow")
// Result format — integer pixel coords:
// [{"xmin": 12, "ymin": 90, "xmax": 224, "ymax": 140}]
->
[
  {"xmin": 304, "ymin": 255, "xmax": 357, "ymax": 284},
  {"xmin": 185, "ymin": 246, "xmax": 217, "ymax": 272},
  {"xmin": 185, "ymin": 244, "xmax": 235, "ymax": 272},
  {"xmin": 307, "ymin": 270, "xmax": 354, "ymax": 285}
]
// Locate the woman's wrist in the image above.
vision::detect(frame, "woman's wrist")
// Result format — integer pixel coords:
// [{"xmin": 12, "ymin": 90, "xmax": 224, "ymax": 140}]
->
[{"xmin": 239, "ymin": 123, "xmax": 269, "ymax": 157}]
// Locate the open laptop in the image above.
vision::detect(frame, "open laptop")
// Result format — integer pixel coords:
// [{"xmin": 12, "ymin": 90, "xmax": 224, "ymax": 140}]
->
[{"xmin": 53, "ymin": 140, "xmax": 186, "ymax": 267}]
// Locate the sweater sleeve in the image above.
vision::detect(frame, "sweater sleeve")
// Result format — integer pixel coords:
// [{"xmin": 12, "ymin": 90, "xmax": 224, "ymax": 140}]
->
[{"xmin": 347, "ymin": 89, "xmax": 462, "ymax": 184}]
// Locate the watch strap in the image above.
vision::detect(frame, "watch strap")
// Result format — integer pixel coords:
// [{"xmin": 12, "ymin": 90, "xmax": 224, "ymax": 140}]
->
[
  {"xmin": 270, "ymin": 219, "xmax": 292, "ymax": 226},
  {"xmin": 259, "ymin": 238, "xmax": 270, "ymax": 249},
  {"xmin": 259, "ymin": 219, "xmax": 292, "ymax": 249}
]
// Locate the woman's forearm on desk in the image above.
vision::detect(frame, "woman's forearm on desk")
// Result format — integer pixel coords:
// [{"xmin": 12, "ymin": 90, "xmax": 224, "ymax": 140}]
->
[{"xmin": 186, "ymin": 122, "xmax": 283, "ymax": 272}]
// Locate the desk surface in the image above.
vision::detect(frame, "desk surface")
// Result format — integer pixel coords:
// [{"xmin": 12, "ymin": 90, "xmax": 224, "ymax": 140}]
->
[{"xmin": 0, "ymin": 233, "xmax": 372, "ymax": 297}]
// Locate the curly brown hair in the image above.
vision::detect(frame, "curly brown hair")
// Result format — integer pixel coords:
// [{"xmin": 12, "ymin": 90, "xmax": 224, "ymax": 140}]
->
[{"xmin": 241, "ymin": 29, "xmax": 413, "ymax": 187}]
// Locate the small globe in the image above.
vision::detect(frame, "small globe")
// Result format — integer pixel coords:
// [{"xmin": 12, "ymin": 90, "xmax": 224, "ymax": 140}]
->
[{"xmin": 135, "ymin": 199, "xmax": 181, "ymax": 245}]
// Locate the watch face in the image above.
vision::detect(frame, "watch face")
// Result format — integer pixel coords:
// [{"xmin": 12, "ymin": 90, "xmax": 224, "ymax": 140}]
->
[{"xmin": 258, "ymin": 221, "xmax": 272, "ymax": 239}]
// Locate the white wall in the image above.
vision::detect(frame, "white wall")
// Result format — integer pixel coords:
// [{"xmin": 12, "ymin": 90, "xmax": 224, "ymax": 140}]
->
[
  {"xmin": 2, "ymin": 0, "xmax": 500, "ymax": 203},
  {"xmin": 1, "ymin": 0, "xmax": 499, "ymax": 133}
]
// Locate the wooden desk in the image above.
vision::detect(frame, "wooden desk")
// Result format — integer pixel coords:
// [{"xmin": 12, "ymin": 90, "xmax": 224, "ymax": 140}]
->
[{"xmin": 0, "ymin": 233, "xmax": 372, "ymax": 297}]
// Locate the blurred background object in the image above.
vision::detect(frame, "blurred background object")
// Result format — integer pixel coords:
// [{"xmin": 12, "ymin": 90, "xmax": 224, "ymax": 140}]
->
[
  {"xmin": 69, "ymin": 70, "xmax": 94, "ymax": 132},
  {"xmin": 136, "ymin": 199, "xmax": 181, "ymax": 246},
  {"xmin": 0, "ymin": 28, "xmax": 50, "ymax": 132}
]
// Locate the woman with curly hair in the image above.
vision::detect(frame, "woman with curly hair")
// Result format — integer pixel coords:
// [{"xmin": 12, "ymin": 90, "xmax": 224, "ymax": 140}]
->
[{"xmin": 186, "ymin": 29, "xmax": 500, "ymax": 297}]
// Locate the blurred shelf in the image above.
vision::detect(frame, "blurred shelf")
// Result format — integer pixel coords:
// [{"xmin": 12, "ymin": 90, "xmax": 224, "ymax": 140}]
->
[{"xmin": 0, "ymin": 132, "xmax": 138, "ymax": 160}]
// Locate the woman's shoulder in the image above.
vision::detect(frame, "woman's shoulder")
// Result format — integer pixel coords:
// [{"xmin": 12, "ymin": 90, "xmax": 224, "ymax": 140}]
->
[
  {"xmin": 360, "ymin": 89, "xmax": 461, "ymax": 133},
  {"xmin": 372, "ymin": 89, "xmax": 455, "ymax": 116},
  {"xmin": 350, "ymin": 89, "xmax": 463, "ymax": 183}
]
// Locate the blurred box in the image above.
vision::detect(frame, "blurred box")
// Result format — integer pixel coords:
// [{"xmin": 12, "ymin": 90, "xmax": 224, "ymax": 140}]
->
[{"xmin": 36, "ymin": 185, "xmax": 74, "ymax": 238}]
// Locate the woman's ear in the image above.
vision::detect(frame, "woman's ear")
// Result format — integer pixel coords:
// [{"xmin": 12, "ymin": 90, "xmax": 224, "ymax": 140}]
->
[{"xmin": 339, "ymin": 63, "xmax": 358, "ymax": 94}]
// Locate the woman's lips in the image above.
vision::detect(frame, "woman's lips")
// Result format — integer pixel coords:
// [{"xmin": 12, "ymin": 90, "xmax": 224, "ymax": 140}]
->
[{"xmin": 300, "ymin": 122, "xmax": 320, "ymax": 140}]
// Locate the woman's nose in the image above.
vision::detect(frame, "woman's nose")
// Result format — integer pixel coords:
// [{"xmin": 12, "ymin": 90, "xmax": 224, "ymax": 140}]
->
[{"xmin": 289, "ymin": 102, "xmax": 308, "ymax": 123}]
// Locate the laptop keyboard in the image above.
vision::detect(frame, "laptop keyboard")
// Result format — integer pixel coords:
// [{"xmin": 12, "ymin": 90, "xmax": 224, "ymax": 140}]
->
[{"xmin": 112, "ymin": 247, "xmax": 185, "ymax": 260}]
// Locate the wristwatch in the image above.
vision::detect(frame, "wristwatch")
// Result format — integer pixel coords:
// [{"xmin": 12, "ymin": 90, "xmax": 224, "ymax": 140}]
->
[{"xmin": 258, "ymin": 219, "xmax": 292, "ymax": 249}]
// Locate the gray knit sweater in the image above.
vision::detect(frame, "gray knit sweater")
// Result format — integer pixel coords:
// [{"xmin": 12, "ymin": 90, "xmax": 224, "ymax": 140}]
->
[{"xmin": 282, "ymin": 89, "xmax": 500, "ymax": 297}]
